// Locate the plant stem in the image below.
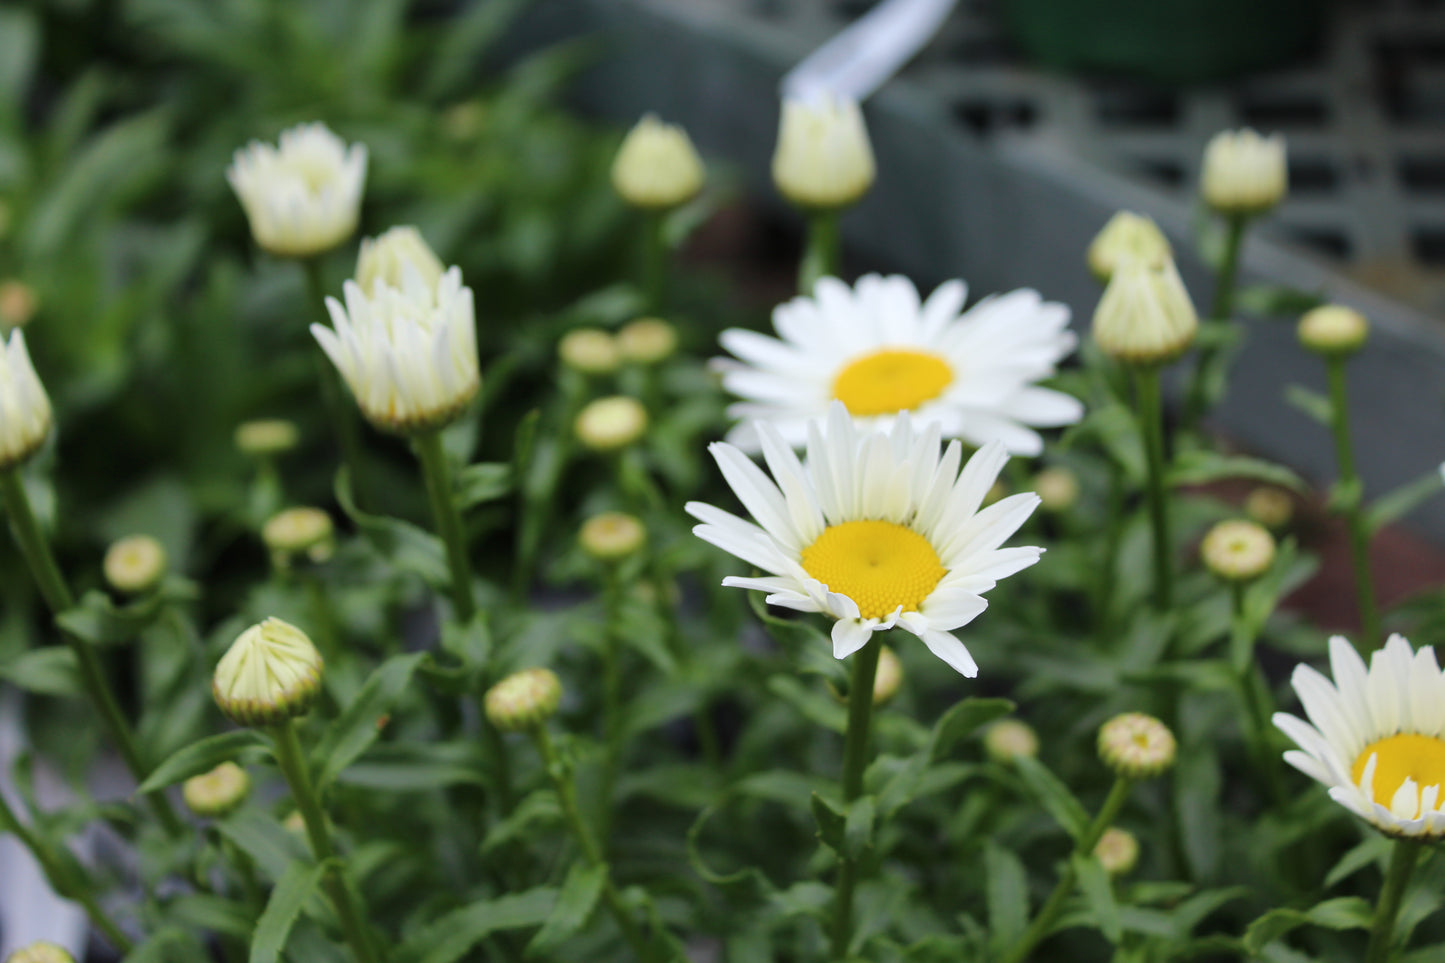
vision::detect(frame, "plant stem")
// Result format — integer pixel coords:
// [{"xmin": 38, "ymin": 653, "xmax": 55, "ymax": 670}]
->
[
  {"xmin": 1184, "ymin": 212, "xmax": 1248, "ymax": 426},
  {"xmin": 1229, "ymin": 584, "xmax": 1287, "ymax": 806},
  {"xmin": 413, "ymin": 429, "xmax": 476, "ymax": 623},
  {"xmin": 532, "ymin": 726, "xmax": 652, "ymax": 960},
  {"xmin": 1365, "ymin": 839, "xmax": 1422, "ymax": 963},
  {"xmin": 1133, "ymin": 366, "xmax": 1173, "ymax": 610},
  {"xmin": 1000, "ymin": 777, "xmax": 1133, "ymax": 963},
  {"xmin": 270, "ymin": 720, "xmax": 382, "ymax": 963},
  {"xmin": 829, "ymin": 637, "xmax": 882, "ymax": 960},
  {"xmin": 799, "ymin": 209, "xmax": 840, "ymax": 296},
  {"xmin": 1325, "ymin": 357, "xmax": 1381, "ymax": 651},
  {"xmin": 642, "ymin": 210, "xmax": 666, "ymax": 314},
  {"xmin": 600, "ymin": 568, "xmax": 625, "ymax": 844},
  {"xmin": 0, "ymin": 470, "xmax": 181, "ymax": 834},
  {"xmin": 303, "ymin": 258, "xmax": 368, "ymax": 508}
]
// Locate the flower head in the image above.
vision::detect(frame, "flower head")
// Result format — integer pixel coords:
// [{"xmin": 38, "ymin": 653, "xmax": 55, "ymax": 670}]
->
[
  {"xmin": 715, "ymin": 274, "xmax": 1081, "ymax": 456},
  {"xmin": 235, "ymin": 419, "xmax": 299, "ymax": 458},
  {"xmin": 773, "ymin": 93, "xmax": 875, "ymax": 210},
  {"xmin": 485, "ymin": 668, "xmax": 563, "ymax": 732},
  {"xmin": 104, "ymin": 535, "xmax": 167, "ymax": 594},
  {"xmin": 687, "ymin": 404, "xmax": 1042, "ymax": 677},
  {"xmin": 575, "ymin": 396, "xmax": 648, "ymax": 451},
  {"xmin": 1298, "ymin": 304, "xmax": 1368, "ymax": 358},
  {"xmin": 1200, "ymin": 519, "xmax": 1276, "ymax": 582},
  {"xmin": 356, "ymin": 226, "xmax": 444, "ymax": 296},
  {"xmin": 1245, "ymin": 486, "xmax": 1294, "ymax": 530},
  {"xmin": 213, "ymin": 617, "xmax": 324, "ymax": 727},
  {"xmin": 580, "ymin": 511, "xmax": 646, "ymax": 561},
  {"xmin": 559, "ymin": 329, "xmax": 621, "ymax": 375},
  {"xmin": 611, "ymin": 114, "xmax": 705, "ymax": 210},
  {"xmin": 618, "ymin": 317, "xmax": 678, "ymax": 364},
  {"xmin": 984, "ymin": 719, "xmax": 1039, "ymax": 762},
  {"xmin": 1276, "ymin": 634, "xmax": 1445, "ymax": 838},
  {"xmin": 1087, "ymin": 211, "xmax": 1172, "ymax": 282},
  {"xmin": 183, "ymin": 761, "xmax": 251, "ymax": 818},
  {"xmin": 227, "ymin": 122, "xmax": 367, "ymax": 258},
  {"xmin": 263, "ymin": 507, "xmax": 335, "ymax": 565},
  {"xmin": 1098, "ymin": 713, "xmax": 1176, "ymax": 779},
  {"xmin": 1093, "ymin": 827, "xmax": 1139, "ymax": 876},
  {"xmin": 5, "ymin": 944, "xmax": 74, "ymax": 963},
  {"xmin": 1092, "ymin": 256, "xmax": 1198, "ymax": 365},
  {"xmin": 0, "ymin": 329, "xmax": 52, "ymax": 471},
  {"xmin": 312, "ymin": 266, "xmax": 479, "ymax": 434},
  {"xmin": 1201, "ymin": 128, "xmax": 1287, "ymax": 216}
]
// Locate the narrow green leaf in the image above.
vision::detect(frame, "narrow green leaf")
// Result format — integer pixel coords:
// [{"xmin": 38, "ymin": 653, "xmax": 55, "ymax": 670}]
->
[
  {"xmin": 399, "ymin": 887, "xmax": 557, "ymax": 963},
  {"xmin": 120, "ymin": 927, "xmax": 202, "ymax": 963},
  {"xmin": 1166, "ymin": 451, "xmax": 1304, "ymax": 492},
  {"xmin": 0, "ymin": 646, "xmax": 79, "ymax": 696},
  {"xmin": 215, "ymin": 810, "xmax": 308, "ymax": 883},
  {"xmin": 766, "ymin": 675, "xmax": 846, "ymax": 733},
  {"xmin": 770, "ymin": 881, "xmax": 832, "ymax": 922},
  {"xmin": 1325, "ymin": 835, "xmax": 1390, "ymax": 889},
  {"xmin": 138, "ymin": 731, "xmax": 264, "ymax": 793},
  {"xmin": 810, "ymin": 792, "xmax": 845, "ymax": 852},
  {"xmin": 250, "ymin": 861, "xmax": 329, "ymax": 963},
  {"xmin": 456, "ymin": 462, "xmax": 512, "ymax": 510},
  {"xmin": 985, "ymin": 841, "xmax": 1029, "ymax": 951},
  {"xmin": 1284, "ymin": 384, "xmax": 1333, "ymax": 426},
  {"xmin": 1242, "ymin": 897, "xmax": 1372, "ymax": 953},
  {"xmin": 168, "ymin": 894, "xmax": 254, "ymax": 939},
  {"xmin": 335, "ymin": 467, "xmax": 448, "ymax": 586},
  {"xmin": 527, "ymin": 862, "xmax": 606, "ymax": 955},
  {"xmin": 313, "ymin": 652, "xmax": 425, "ymax": 789},
  {"xmin": 1072, "ymin": 852, "xmax": 1122, "ymax": 942},
  {"xmin": 930, "ymin": 698, "xmax": 1015, "ymax": 762},
  {"xmin": 843, "ymin": 795, "xmax": 876, "ymax": 860},
  {"xmin": 1013, "ymin": 756, "xmax": 1090, "ymax": 840},
  {"xmin": 1367, "ymin": 469, "xmax": 1445, "ymax": 534}
]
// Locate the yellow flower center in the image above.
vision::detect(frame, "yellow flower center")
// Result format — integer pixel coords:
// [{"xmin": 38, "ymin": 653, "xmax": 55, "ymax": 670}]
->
[
  {"xmin": 832, "ymin": 349, "xmax": 953, "ymax": 417},
  {"xmin": 800, "ymin": 520, "xmax": 946, "ymax": 620},
  {"xmin": 1352, "ymin": 733, "xmax": 1445, "ymax": 806}
]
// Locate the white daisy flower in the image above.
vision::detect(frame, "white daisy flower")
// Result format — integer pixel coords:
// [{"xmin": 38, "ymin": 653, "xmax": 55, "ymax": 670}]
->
[
  {"xmin": 1274, "ymin": 634, "xmax": 1445, "ymax": 838},
  {"xmin": 714, "ymin": 274, "xmax": 1082, "ymax": 457},
  {"xmin": 685, "ymin": 403, "xmax": 1043, "ymax": 677},
  {"xmin": 227, "ymin": 122, "xmax": 367, "ymax": 258}
]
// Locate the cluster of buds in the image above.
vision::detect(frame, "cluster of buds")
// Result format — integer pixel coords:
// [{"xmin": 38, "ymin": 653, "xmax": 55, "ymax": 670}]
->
[{"xmin": 485, "ymin": 667, "xmax": 563, "ymax": 733}]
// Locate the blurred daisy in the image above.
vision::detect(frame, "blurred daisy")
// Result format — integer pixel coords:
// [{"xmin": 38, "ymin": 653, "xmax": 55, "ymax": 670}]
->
[
  {"xmin": 1275, "ymin": 634, "xmax": 1445, "ymax": 838},
  {"xmin": 714, "ymin": 274, "xmax": 1082, "ymax": 456},
  {"xmin": 686, "ymin": 403, "xmax": 1042, "ymax": 677},
  {"xmin": 227, "ymin": 122, "xmax": 367, "ymax": 258}
]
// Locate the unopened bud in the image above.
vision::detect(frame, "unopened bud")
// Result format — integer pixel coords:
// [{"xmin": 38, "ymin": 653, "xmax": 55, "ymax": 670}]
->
[
  {"xmin": 1033, "ymin": 467, "xmax": 1079, "ymax": 513},
  {"xmin": 104, "ymin": 535, "xmax": 167, "ymax": 595},
  {"xmin": 611, "ymin": 115, "xmax": 705, "ymax": 210},
  {"xmin": 1093, "ymin": 826, "xmax": 1139, "ymax": 876},
  {"xmin": 182, "ymin": 761, "xmax": 251, "ymax": 818},
  {"xmin": 579, "ymin": 512, "xmax": 646, "ymax": 561},
  {"xmin": 5, "ymin": 943, "xmax": 75, "ymax": 963},
  {"xmin": 617, "ymin": 318, "xmax": 678, "ymax": 365},
  {"xmin": 559, "ymin": 329, "xmax": 621, "ymax": 375},
  {"xmin": 1200, "ymin": 519, "xmax": 1276, "ymax": 582},
  {"xmin": 1092, "ymin": 257, "xmax": 1198, "ymax": 366},
  {"xmin": 1202, "ymin": 128, "xmax": 1287, "ymax": 216},
  {"xmin": 984, "ymin": 719, "xmax": 1039, "ymax": 763},
  {"xmin": 0, "ymin": 280, "xmax": 38, "ymax": 328},
  {"xmin": 873, "ymin": 646, "xmax": 903, "ymax": 705},
  {"xmin": 485, "ymin": 667, "xmax": 562, "ymax": 732},
  {"xmin": 235, "ymin": 419, "xmax": 299, "ymax": 458},
  {"xmin": 772, "ymin": 94, "xmax": 875, "ymax": 210},
  {"xmin": 1098, "ymin": 712, "xmax": 1176, "ymax": 779},
  {"xmin": 213, "ymin": 617, "xmax": 324, "ymax": 727},
  {"xmin": 1087, "ymin": 212, "xmax": 1171, "ymax": 283},
  {"xmin": 575, "ymin": 396, "xmax": 648, "ymax": 452},
  {"xmin": 1298, "ymin": 304, "xmax": 1368, "ymax": 358},
  {"xmin": 1245, "ymin": 487, "xmax": 1293, "ymax": 530},
  {"xmin": 283, "ymin": 810, "xmax": 307, "ymax": 836},
  {"xmin": 0, "ymin": 329, "xmax": 52, "ymax": 471},
  {"xmin": 263, "ymin": 507, "xmax": 335, "ymax": 565},
  {"xmin": 356, "ymin": 226, "xmax": 445, "ymax": 297}
]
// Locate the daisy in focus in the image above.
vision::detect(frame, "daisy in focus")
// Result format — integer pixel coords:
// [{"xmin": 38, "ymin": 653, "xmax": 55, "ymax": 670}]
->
[
  {"xmin": 714, "ymin": 274, "xmax": 1082, "ymax": 456},
  {"xmin": 1275, "ymin": 634, "xmax": 1445, "ymax": 837},
  {"xmin": 686, "ymin": 403, "xmax": 1042, "ymax": 677}
]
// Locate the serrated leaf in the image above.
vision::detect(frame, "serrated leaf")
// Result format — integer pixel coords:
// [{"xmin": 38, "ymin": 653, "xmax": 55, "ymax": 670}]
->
[
  {"xmin": 527, "ymin": 862, "xmax": 605, "ymax": 955},
  {"xmin": 138, "ymin": 731, "xmax": 264, "ymax": 794},
  {"xmin": 250, "ymin": 860, "xmax": 329, "ymax": 963},
  {"xmin": 1243, "ymin": 897, "xmax": 1372, "ymax": 953},
  {"xmin": 1013, "ymin": 756, "xmax": 1090, "ymax": 840},
  {"xmin": 1073, "ymin": 852, "xmax": 1122, "ymax": 942},
  {"xmin": 400, "ymin": 888, "xmax": 557, "ymax": 963},
  {"xmin": 313, "ymin": 652, "xmax": 425, "ymax": 789},
  {"xmin": 985, "ymin": 841, "xmax": 1028, "ymax": 951}
]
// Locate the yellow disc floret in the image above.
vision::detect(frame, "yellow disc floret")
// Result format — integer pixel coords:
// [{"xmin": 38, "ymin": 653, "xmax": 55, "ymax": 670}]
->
[
  {"xmin": 1353, "ymin": 734, "xmax": 1445, "ymax": 808},
  {"xmin": 801, "ymin": 521, "xmax": 945, "ymax": 620},
  {"xmin": 832, "ymin": 349, "xmax": 952, "ymax": 418}
]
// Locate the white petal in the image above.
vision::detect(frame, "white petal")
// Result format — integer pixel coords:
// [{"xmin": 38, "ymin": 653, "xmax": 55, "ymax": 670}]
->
[{"xmin": 831, "ymin": 619, "xmax": 874, "ymax": 660}]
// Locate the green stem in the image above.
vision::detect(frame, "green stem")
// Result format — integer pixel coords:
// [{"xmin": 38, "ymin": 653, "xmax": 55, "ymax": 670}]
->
[
  {"xmin": 303, "ymin": 259, "xmax": 368, "ymax": 508},
  {"xmin": 533, "ymin": 726, "xmax": 652, "ymax": 961},
  {"xmin": 270, "ymin": 720, "xmax": 382, "ymax": 963},
  {"xmin": 799, "ymin": 210, "xmax": 840, "ymax": 296},
  {"xmin": 1184, "ymin": 213, "xmax": 1248, "ymax": 426},
  {"xmin": 0, "ymin": 470, "xmax": 181, "ymax": 834},
  {"xmin": 600, "ymin": 568, "xmax": 625, "ymax": 844},
  {"xmin": 1133, "ymin": 367, "xmax": 1173, "ymax": 610},
  {"xmin": 413, "ymin": 430, "xmax": 476, "ymax": 623},
  {"xmin": 1325, "ymin": 358, "xmax": 1381, "ymax": 651},
  {"xmin": 829, "ymin": 638, "xmax": 882, "ymax": 960},
  {"xmin": 1365, "ymin": 839, "xmax": 1422, "ymax": 963},
  {"xmin": 1229, "ymin": 583, "xmax": 1287, "ymax": 806},
  {"xmin": 642, "ymin": 211, "xmax": 666, "ymax": 314},
  {"xmin": 1000, "ymin": 777, "xmax": 1133, "ymax": 963}
]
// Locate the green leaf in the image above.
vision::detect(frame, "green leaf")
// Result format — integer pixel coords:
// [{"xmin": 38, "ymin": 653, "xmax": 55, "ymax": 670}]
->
[
  {"xmin": 1012, "ymin": 756, "xmax": 1090, "ymax": 841},
  {"xmin": 399, "ymin": 887, "xmax": 557, "ymax": 963},
  {"xmin": 120, "ymin": 927, "xmax": 203, "ymax": 963},
  {"xmin": 985, "ymin": 841, "xmax": 1029, "ymax": 952},
  {"xmin": 250, "ymin": 860, "xmax": 329, "ymax": 963},
  {"xmin": 770, "ymin": 881, "xmax": 832, "ymax": 922},
  {"xmin": 1166, "ymin": 451, "xmax": 1305, "ymax": 492},
  {"xmin": 1073, "ymin": 852, "xmax": 1122, "ymax": 942},
  {"xmin": 334, "ymin": 467, "xmax": 448, "ymax": 587},
  {"xmin": 336, "ymin": 742, "xmax": 487, "ymax": 792},
  {"xmin": 440, "ymin": 613, "xmax": 492, "ymax": 671},
  {"xmin": 57, "ymin": 589, "xmax": 173, "ymax": 648},
  {"xmin": 527, "ymin": 862, "xmax": 605, "ymax": 955},
  {"xmin": 215, "ymin": 810, "xmax": 308, "ymax": 883},
  {"xmin": 482, "ymin": 790, "xmax": 560, "ymax": 855},
  {"xmin": 1236, "ymin": 284, "xmax": 1324, "ymax": 318},
  {"xmin": 1174, "ymin": 748, "xmax": 1223, "ymax": 882},
  {"xmin": 810, "ymin": 792, "xmax": 846, "ymax": 852},
  {"xmin": 456, "ymin": 462, "xmax": 512, "ymax": 510},
  {"xmin": 0, "ymin": 646, "xmax": 79, "ymax": 696},
  {"xmin": 1367, "ymin": 469, "xmax": 1445, "ymax": 534},
  {"xmin": 766, "ymin": 675, "xmax": 846, "ymax": 733},
  {"xmin": 1243, "ymin": 897, "xmax": 1372, "ymax": 953},
  {"xmin": 313, "ymin": 652, "xmax": 425, "ymax": 789},
  {"xmin": 843, "ymin": 795, "xmax": 876, "ymax": 860},
  {"xmin": 1284, "ymin": 384, "xmax": 1333, "ymax": 426},
  {"xmin": 1325, "ymin": 836, "xmax": 1390, "ymax": 889},
  {"xmin": 168, "ymin": 894, "xmax": 254, "ymax": 939},
  {"xmin": 138, "ymin": 731, "xmax": 264, "ymax": 794},
  {"xmin": 930, "ymin": 698, "xmax": 1015, "ymax": 762},
  {"xmin": 0, "ymin": 7, "xmax": 39, "ymax": 106}
]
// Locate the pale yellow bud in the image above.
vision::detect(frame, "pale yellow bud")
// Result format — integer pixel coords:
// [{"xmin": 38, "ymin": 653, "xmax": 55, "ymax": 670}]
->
[
  {"xmin": 772, "ymin": 94, "xmax": 875, "ymax": 210},
  {"xmin": 575, "ymin": 396, "xmax": 648, "ymax": 451},
  {"xmin": 1298, "ymin": 304, "xmax": 1368, "ymax": 358},
  {"xmin": 617, "ymin": 317, "xmax": 678, "ymax": 365},
  {"xmin": 1201, "ymin": 128, "xmax": 1287, "ymax": 216},
  {"xmin": 1200, "ymin": 519, "xmax": 1276, "ymax": 582},
  {"xmin": 611, "ymin": 115, "xmax": 705, "ymax": 210},
  {"xmin": 1098, "ymin": 712, "xmax": 1176, "ymax": 779},
  {"xmin": 5, "ymin": 943, "xmax": 75, "ymax": 963},
  {"xmin": 263, "ymin": 507, "xmax": 335, "ymax": 565},
  {"xmin": 227, "ymin": 122, "xmax": 367, "ymax": 258},
  {"xmin": 485, "ymin": 667, "xmax": 562, "ymax": 732},
  {"xmin": 0, "ymin": 280, "xmax": 38, "ymax": 328},
  {"xmin": 579, "ymin": 512, "xmax": 646, "ymax": 561},
  {"xmin": 235, "ymin": 419, "xmax": 299, "ymax": 457},
  {"xmin": 182, "ymin": 761, "xmax": 251, "ymax": 818},
  {"xmin": 283, "ymin": 810, "xmax": 307, "ymax": 835},
  {"xmin": 559, "ymin": 329, "xmax": 621, "ymax": 375},
  {"xmin": 213, "ymin": 617, "xmax": 324, "ymax": 727},
  {"xmin": 356, "ymin": 226, "xmax": 445, "ymax": 297},
  {"xmin": 1093, "ymin": 827, "xmax": 1139, "ymax": 876},
  {"xmin": 1092, "ymin": 256, "xmax": 1198, "ymax": 365},
  {"xmin": 1033, "ymin": 467, "xmax": 1080, "ymax": 513},
  {"xmin": 1245, "ymin": 487, "xmax": 1293, "ymax": 530},
  {"xmin": 0, "ymin": 329, "xmax": 52, "ymax": 471},
  {"xmin": 104, "ymin": 535, "xmax": 167, "ymax": 594},
  {"xmin": 984, "ymin": 719, "xmax": 1039, "ymax": 763},
  {"xmin": 1087, "ymin": 212, "xmax": 1172, "ymax": 283},
  {"xmin": 872, "ymin": 646, "xmax": 903, "ymax": 705}
]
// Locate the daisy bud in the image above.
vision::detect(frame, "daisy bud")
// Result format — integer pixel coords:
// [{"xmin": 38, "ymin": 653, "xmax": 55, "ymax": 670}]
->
[
  {"xmin": 1091, "ymin": 256, "xmax": 1198, "ymax": 366},
  {"xmin": 1087, "ymin": 211, "xmax": 1172, "ymax": 283},
  {"xmin": 611, "ymin": 114, "xmax": 705, "ymax": 211},
  {"xmin": 226, "ymin": 122, "xmax": 367, "ymax": 259},
  {"xmin": 263, "ymin": 507, "xmax": 335, "ymax": 565},
  {"xmin": 0, "ymin": 280, "xmax": 38, "ymax": 329},
  {"xmin": 575, "ymin": 396, "xmax": 648, "ymax": 452},
  {"xmin": 485, "ymin": 667, "xmax": 562, "ymax": 733},
  {"xmin": 1098, "ymin": 712, "xmax": 1176, "ymax": 779},
  {"xmin": 283, "ymin": 810, "xmax": 307, "ymax": 835},
  {"xmin": 558, "ymin": 329, "xmax": 621, "ymax": 376},
  {"xmin": 1201, "ymin": 129, "xmax": 1287, "ymax": 216},
  {"xmin": 1201, "ymin": 519, "xmax": 1276, "ymax": 582},
  {"xmin": 5, "ymin": 943, "xmax": 75, "ymax": 963},
  {"xmin": 617, "ymin": 317, "xmax": 678, "ymax": 365},
  {"xmin": 1093, "ymin": 826, "xmax": 1139, "ymax": 876},
  {"xmin": 356, "ymin": 226, "xmax": 445, "ymax": 297},
  {"xmin": 984, "ymin": 719, "xmax": 1039, "ymax": 763},
  {"xmin": 0, "ymin": 329, "xmax": 53, "ymax": 472},
  {"xmin": 182, "ymin": 761, "xmax": 251, "ymax": 818},
  {"xmin": 579, "ymin": 511, "xmax": 646, "ymax": 561},
  {"xmin": 103, "ymin": 535, "xmax": 167, "ymax": 595},
  {"xmin": 1245, "ymin": 486, "xmax": 1294, "ymax": 530},
  {"xmin": 772, "ymin": 93, "xmax": 876, "ymax": 210},
  {"xmin": 235, "ymin": 419, "xmax": 299, "ymax": 458},
  {"xmin": 1298, "ymin": 304, "xmax": 1368, "ymax": 358},
  {"xmin": 213, "ymin": 617, "xmax": 324, "ymax": 728},
  {"xmin": 872, "ymin": 646, "xmax": 903, "ymax": 705},
  {"xmin": 1033, "ymin": 466, "xmax": 1080, "ymax": 514}
]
